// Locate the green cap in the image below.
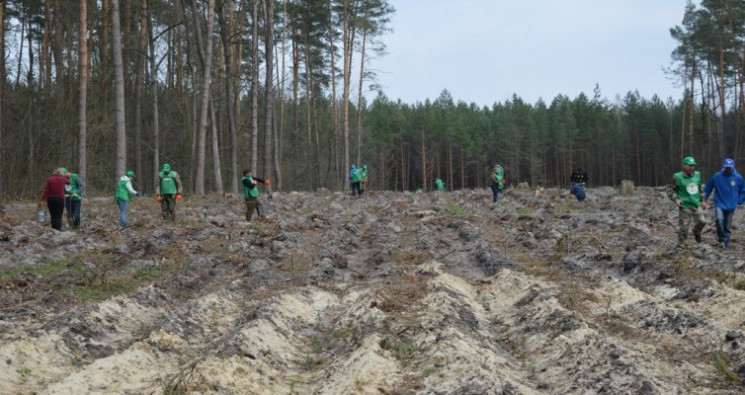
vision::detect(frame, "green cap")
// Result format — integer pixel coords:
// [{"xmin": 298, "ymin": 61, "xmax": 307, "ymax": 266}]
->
[
  {"xmin": 163, "ymin": 163, "xmax": 170, "ymax": 171},
  {"xmin": 126, "ymin": 170, "xmax": 136, "ymax": 178},
  {"xmin": 60, "ymin": 167, "xmax": 68, "ymax": 174},
  {"xmin": 682, "ymin": 156, "xmax": 696, "ymax": 165}
]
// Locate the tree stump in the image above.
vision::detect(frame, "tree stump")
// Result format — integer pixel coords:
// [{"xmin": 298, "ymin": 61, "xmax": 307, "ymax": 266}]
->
[{"xmin": 619, "ymin": 180, "xmax": 635, "ymax": 196}]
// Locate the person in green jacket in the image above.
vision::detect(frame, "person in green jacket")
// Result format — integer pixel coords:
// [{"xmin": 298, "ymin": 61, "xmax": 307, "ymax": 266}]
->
[
  {"xmin": 360, "ymin": 164, "xmax": 369, "ymax": 193},
  {"xmin": 489, "ymin": 164, "xmax": 505, "ymax": 203},
  {"xmin": 63, "ymin": 168, "xmax": 85, "ymax": 229},
  {"xmin": 666, "ymin": 156, "xmax": 707, "ymax": 248},
  {"xmin": 114, "ymin": 171, "xmax": 139, "ymax": 227},
  {"xmin": 242, "ymin": 169, "xmax": 270, "ymax": 222},
  {"xmin": 435, "ymin": 178, "xmax": 446, "ymax": 191},
  {"xmin": 156, "ymin": 163, "xmax": 183, "ymax": 221},
  {"xmin": 349, "ymin": 165, "xmax": 362, "ymax": 196}
]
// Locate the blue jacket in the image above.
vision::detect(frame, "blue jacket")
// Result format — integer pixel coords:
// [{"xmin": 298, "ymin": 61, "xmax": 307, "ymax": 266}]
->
[{"xmin": 704, "ymin": 169, "xmax": 745, "ymax": 211}]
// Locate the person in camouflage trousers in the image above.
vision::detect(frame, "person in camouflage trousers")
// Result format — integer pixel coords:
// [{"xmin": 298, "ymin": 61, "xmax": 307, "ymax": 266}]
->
[
  {"xmin": 241, "ymin": 169, "xmax": 270, "ymax": 221},
  {"xmin": 156, "ymin": 163, "xmax": 183, "ymax": 221},
  {"xmin": 666, "ymin": 156, "xmax": 707, "ymax": 248}
]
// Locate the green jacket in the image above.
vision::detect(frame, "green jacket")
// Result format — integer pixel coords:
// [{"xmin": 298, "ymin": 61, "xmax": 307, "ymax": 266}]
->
[
  {"xmin": 157, "ymin": 170, "xmax": 182, "ymax": 195},
  {"xmin": 65, "ymin": 173, "xmax": 84, "ymax": 201},
  {"xmin": 115, "ymin": 176, "xmax": 137, "ymax": 202},
  {"xmin": 350, "ymin": 169, "xmax": 361, "ymax": 183},
  {"xmin": 667, "ymin": 170, "xmax": 703, "ymax": 209},
  {"xmin": 242, "ymin": 176, "xmax": 259, "ymax": 199},
  {"xmin": 489, "ymin": 166, "xmax": 505, "ymax": 188}
]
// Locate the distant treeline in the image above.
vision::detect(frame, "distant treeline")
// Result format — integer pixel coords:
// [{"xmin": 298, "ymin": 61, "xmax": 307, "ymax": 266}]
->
[{"xmin": 0, "ymin": 0, "xmax": 739, "ymax": 198}]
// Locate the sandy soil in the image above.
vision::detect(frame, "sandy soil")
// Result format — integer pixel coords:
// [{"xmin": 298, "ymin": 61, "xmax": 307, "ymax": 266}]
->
[{"xmin": 1, "ymin": 186, "xmax": 745, "ymax": 394}]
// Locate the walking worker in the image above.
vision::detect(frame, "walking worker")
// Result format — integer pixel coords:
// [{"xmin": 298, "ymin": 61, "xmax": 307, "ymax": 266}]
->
[
  {"xmin": 570, "ymin": 167, "xmax": 587, "ymax": 201},
  {"xmin": 350, "ymin": 165, "xmax": 363, "ymax": 196},
  {"xmin": 156, "ymin": 163, "xmax": 183, "ymax": 221},
  {"xmin": 63, "ymin": 168, "xmax": 85, "ymax": 229},
  {"xmin": 489, "ymin": 164, "xmax": 505, "ymax": 203},
  {"xmin": 435, "ymin": 177, "xmax": 446, "ymax": 191},
  {"xmin": 666, "ymin": 156, "xmax": 706, "ymax": 248},
  {"xmin": 360, "ymin": 164, "xmax": 369, "ymax": 193},
  {"xmin": 703, "ymin": 158, "xmax": 745, "ymax": 248},
  {"xmin": 242, "ymin": 169, "xmax": 270, "ymax": 222},
  {"xmin": 114, "ymin": 170, "xmax": 139, "ymax": 227},
  {"xmin": 39, "ymin": 167, "xmax": 70, "ymax": 231}
]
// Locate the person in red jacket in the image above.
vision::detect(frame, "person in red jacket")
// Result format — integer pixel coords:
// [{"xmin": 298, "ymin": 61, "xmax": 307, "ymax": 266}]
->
[{"xmin": 39, "ymin": 167, "xmax": 70, "ymax": 230}]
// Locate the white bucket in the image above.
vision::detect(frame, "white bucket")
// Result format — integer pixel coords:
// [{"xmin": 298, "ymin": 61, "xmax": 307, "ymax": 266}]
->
[{"xmin": 36, "ymin": 209, "xmax": 47, "ymax": 223}]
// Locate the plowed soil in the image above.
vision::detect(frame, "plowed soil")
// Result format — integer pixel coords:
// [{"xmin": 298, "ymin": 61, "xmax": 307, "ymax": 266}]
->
[{"xmin": 2, "ymin": 186, "xmax": 745, "ymax": 394}]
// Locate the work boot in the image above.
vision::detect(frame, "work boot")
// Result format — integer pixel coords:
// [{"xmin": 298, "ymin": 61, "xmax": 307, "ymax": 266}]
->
[{"xmin": 694, "ymin": 231, "xmax": 702, "ymax": 243}]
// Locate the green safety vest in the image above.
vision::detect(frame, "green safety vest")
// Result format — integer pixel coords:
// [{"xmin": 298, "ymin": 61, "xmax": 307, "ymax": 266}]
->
[
  {"xmin": 490, "ymin": 166, "xmax": 504, "ymax": 187},
  {"xmin": 65, "ymin": 174, "xmax": 82, "ymax": 201},
  {"xmin": 672, "ymin": 171, "xmax": 702, "ymax": 209},
  {"xmin": 115, "ymin": 177, "xmax": 133, "ymax": 202},
  {"xmin": 242, "ymin": 176, "xmax": 259, "ymax": 199},
  {"xmin": 159, "ymin": 170, "xmax": 178, "ymax": 194}
]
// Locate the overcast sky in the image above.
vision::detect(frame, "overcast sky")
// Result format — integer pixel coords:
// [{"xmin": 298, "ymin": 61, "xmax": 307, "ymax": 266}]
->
[{"xmin": 368, "ymin": 0, "xmax": 688, "ymax": 106}]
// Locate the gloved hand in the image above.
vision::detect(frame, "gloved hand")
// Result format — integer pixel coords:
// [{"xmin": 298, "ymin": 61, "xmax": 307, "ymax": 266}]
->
[
  {"xmin": 253, "ymin": 179, "xmax": 258, "ymax": 185},
  {"xmin": 264, "ymin": 179, "xmax": 271, "ymax": 186},
  {"xmin": 176, "ymin": 193, "xmax": 182, "ymax": 202},
  {"xmin": 157, "ymin": 194, "xmax": 163, "ymax": 202}
]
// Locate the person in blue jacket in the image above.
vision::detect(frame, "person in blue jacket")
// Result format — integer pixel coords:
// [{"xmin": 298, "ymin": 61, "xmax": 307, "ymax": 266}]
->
[
  {"xmin": 703, "ymin": 158, "xmax": 745, "ymax": 248},
  {"xmin": 349, "ymin": 165, "xmax": 363, "ymax": 196}
]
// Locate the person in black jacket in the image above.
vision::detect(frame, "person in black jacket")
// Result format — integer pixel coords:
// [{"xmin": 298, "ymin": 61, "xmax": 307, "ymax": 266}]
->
[{"xmin": 570, "ymin": 167, "xmax": 587, "ymax": 201}]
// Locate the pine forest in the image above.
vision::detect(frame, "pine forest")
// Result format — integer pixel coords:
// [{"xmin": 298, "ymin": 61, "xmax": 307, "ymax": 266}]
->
[{"xmin": 0, "ymin": 0, "xmax": 741, "ymax": 198}]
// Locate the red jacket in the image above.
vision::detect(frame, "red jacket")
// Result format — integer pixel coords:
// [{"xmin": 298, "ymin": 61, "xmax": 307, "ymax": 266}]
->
[{"xmin": 41, "ymin": 174, "xmax": 70, "ymax": 200}]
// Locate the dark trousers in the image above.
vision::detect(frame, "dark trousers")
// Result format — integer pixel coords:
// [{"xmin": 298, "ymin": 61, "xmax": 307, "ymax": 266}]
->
[
  {"xmin": 490, "ymin": 185, "xmax": 500, "ymax": 203},
  {"xmin": 245, "ymin": 197, "xmax": 261, "ymax": 221},
  {"xmin": 351, "ymin": 182, "xmax": 362, "ymax": 196},
  {"xmin": 47, "ymin": 197, "xmax": 65, "ymax": 230},
  {"xmin": 65, "ymin": 198, "xmax": 82, "ymax": 227},
  {"xmin": 161, "ymin": 194, "xmax": 177, "ymax": 221}
]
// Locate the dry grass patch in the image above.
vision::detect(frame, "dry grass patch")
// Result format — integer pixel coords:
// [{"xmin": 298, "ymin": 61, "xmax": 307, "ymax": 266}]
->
[
  {"xmin": 375, "ymin": 273, "xmax": 431, "ymax": 314},
  {"xmin": 391, "ymin": 249, "xmax": 431, "ymax": 266}
]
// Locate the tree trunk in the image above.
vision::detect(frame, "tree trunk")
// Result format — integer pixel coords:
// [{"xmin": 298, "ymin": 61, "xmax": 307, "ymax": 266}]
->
[
  {"xmin": 100, "ymin": 0, "xmax": 110, "ymax": 101},
  {"xmin": 210, "ymin": 98, "xmax": 224, "ymax": 194},
  {"xmin": 195, "ymin": 0, "xmax": 216, "ymax": 195},
  {"xmin": 420, "ymin": 128, "xmax": 426, "ymax": 191},
  {"xmin": 277, "ymin": 0, "xmax": 288, "ymax": 191},
  {"xmin": 328, "ymin": 3, "xmax": 339, "ymax": 190},
  {"xmin": 717, "ymin": 44, "xmax": 726, "ymax": 158},
  {"xmin": 250, "ymin": 0, "xmax": 259, "ymax": 173},
  {"xmin": 134, "ymin": 1, "xmax": 148, "ymax": 190},
  {"xmin": 342, "ymin": 0, "xmax": 356, "ymax": 190},
  {"xmin": 52, "ymin": 0, "xmax": 63, "ymax": 93},
  {"xmin": 42, "ymin": 0, "xmax": 50, "ymax": 91},
  {"xmin": 302, "ymin": 25, "xmax": 315, "ymax": 187},
  {"xmin": 78, "ymin": 0, "xmax": 88, "ymax": 183},
  {"xmin": 0, "ymin": 0, "xmax": 5, "ymax": 197},
  {"xmin": 123, "ymin": 0, "xmax": 132, "ymax": 91},
  {"xmin": 263, "ymin": 0, "xmax": 275, "ymax": 184},
  {"xmin": 146, "ymin": 0, "xmax": 161, "ymax": 194},
  {"xmin": 111, "ymin": 0, "xmax": 127, "ymax": 177},
  {"xmin": 689, "ymin": 57, "xmax": 696, "ymax": 155},
  {"xmin": 217, "ymin": 0, "xmax": 239, "ymax": 194},
  {"xmin": 355, "ymin": 29, "xmax": 367, "ymax": 166}
]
